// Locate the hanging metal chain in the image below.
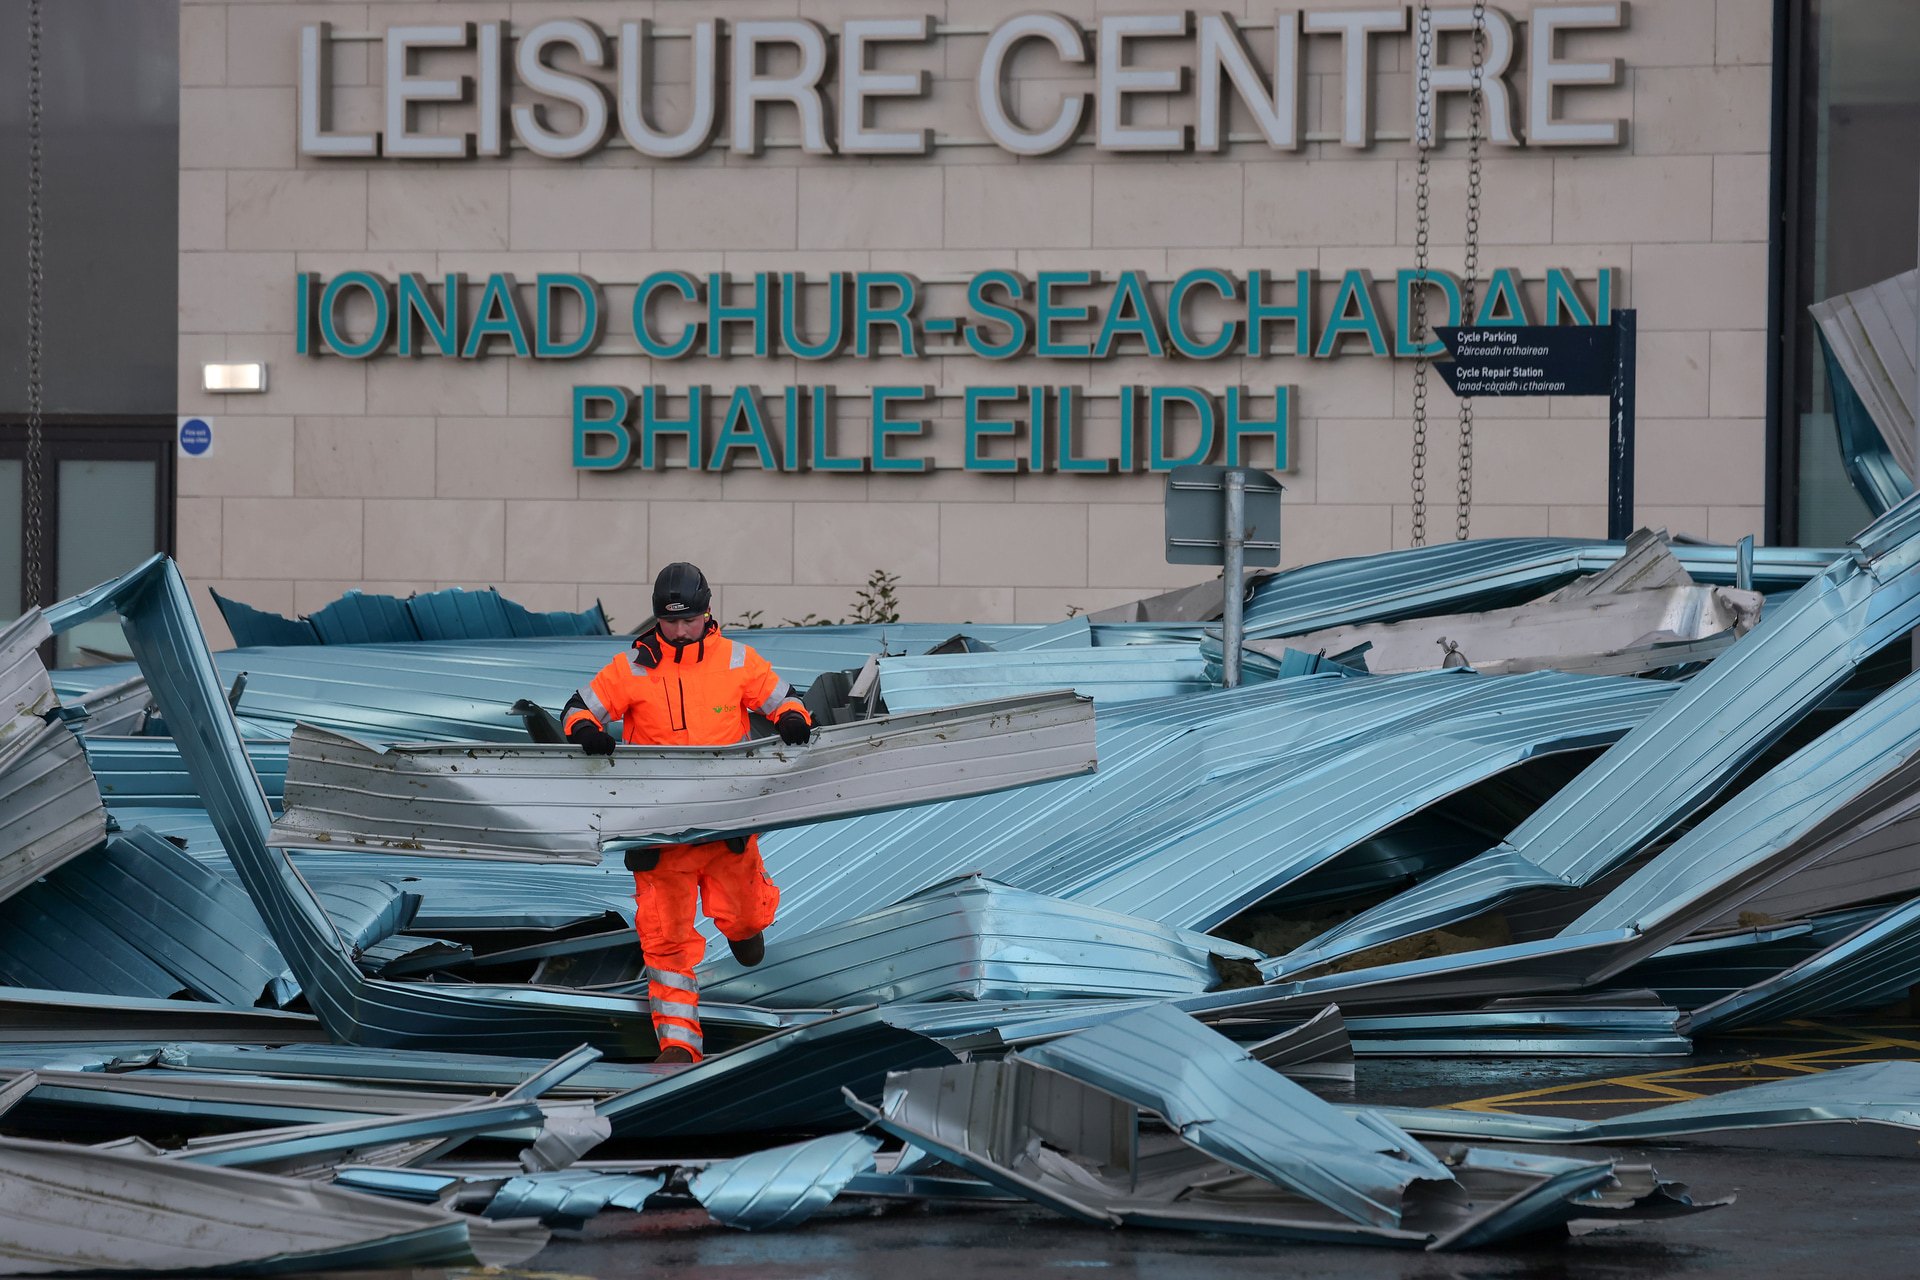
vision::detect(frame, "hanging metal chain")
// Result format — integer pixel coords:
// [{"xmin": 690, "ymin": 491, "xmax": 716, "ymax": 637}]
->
[
  {"xmin": 1408, "ymin": 2, "xmax": 1435, "ymax": 548},
  {"xmin": 24, "ymin": 0, "xmax": 48, "ymax": 608},
  {"xmin": 1455, "ymin": 0, "xmax": 1488, "ymax": 542}
]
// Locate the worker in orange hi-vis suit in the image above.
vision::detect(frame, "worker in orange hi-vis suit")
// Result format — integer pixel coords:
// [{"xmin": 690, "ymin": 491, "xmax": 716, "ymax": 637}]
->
[{"xmin": 560, "ymin": 562, "xmax": 811, "ymax": 1064}]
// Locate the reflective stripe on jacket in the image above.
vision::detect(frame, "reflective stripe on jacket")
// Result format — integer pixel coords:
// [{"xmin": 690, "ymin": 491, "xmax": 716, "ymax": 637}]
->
[{"xmin": 563, "ymin": 631, "xmax": 807, "ymax": 746}]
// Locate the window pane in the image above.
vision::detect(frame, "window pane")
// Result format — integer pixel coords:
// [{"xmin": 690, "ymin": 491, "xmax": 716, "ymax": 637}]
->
[
  {"xmin": 0, "ymin": 460, "xmax": 19, "ymax": 623},
  {"xmin": 56, "ymin": 458, "xmax": 157, "ymax": 666},
  {"xmin": 1794, "ymin": 0, "xmax": 1920, "ymax": 541}
]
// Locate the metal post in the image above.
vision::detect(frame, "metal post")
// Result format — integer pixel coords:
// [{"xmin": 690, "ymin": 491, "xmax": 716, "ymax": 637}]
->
[
  {"xmin": 1222, "ymin": 469, "xmax": 1247, "ymax": 688},
  {"xmin": 1608, "ymin": 309, "xmax": 1638, "ymax": 540}
]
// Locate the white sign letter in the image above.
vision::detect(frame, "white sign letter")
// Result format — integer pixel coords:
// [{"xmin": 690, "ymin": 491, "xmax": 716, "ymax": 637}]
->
[
  {"xmin": 385, "ymin": 25, "xmax": 472, "ymax": 158},
  {"xmin": 512, "ymin": 19, "xmax": 612, "ymax": 160},
  {"xmin": 1411, "ymin": 7, "xmax": 1519, "ymax": 147},
  {"xmin": 1301, "ymin": 7, "xmax": 1407, "ymax": 148},
  {"xmin": 619, "ymin": 20, "xmax": 719, "ymax": 158},
  {"xmin": 299, "ymin": 24, "xmax": 379, "ymax": 157},
  {"xmin": 977, "ymin": 13, "xmax": 1090, "ymax": 156},
  {"xmin": 1528, "ymin": 3, "xmax": 1627, "ymax": 145},
  {"xmin": 1097, "ymin": 13, "xmax": 1192, "ymax": 151},
  {"xmin": 1196, "ymin": 11, "xmax": 1300, "ymax": 151},
  {"xmin": 730, "ymin": 20, "xmax": 833, "ymax": 156},
  {"xmin": 841, "ymin": 18, "xmax": 935, "ymax": 156}
]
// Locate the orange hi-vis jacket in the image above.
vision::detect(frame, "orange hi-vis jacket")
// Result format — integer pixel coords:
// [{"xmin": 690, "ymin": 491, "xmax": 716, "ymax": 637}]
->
[{"xmin": 563, "ymin": 627, "xmax": 808, "ymax": 747}]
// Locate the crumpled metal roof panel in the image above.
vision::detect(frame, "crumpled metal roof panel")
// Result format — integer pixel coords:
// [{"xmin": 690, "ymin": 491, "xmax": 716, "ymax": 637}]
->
[
  {"xmin": 0, "ymin": 1134, "xmax": 549, "ymax": 1273},
  {"xmin": 691, "ymin": 1132, "xmax": 880, "ymax": 1230},
  {"xmin": 1273, "ymin": 504, "xmax": 1920, "ymax": 978},
  {"xmin": 1685, "ymin": 895, "xmax": 1920, "ymax": 1034},
  {"xmin": 0, "ymin": 612, "xmax": 107, "ymax": 906},
  {"xmin": 1242, "ymin": 537, "xmax": 1837, "ymax": 639},
  {"xmin": 693, "ymin": 875, "xmax": 1257, "ymax": 1007},
  {"xmin": 878, "ymin": 646, "xmax": 1209, "ymax": 712},
  {"xmin": 1018, "ymin": 1005, "xmax": 1450, "ymax": 1229},
  {"xmin": 268, "ymin": 692, "xmax": 1098, "ymax": 862}
]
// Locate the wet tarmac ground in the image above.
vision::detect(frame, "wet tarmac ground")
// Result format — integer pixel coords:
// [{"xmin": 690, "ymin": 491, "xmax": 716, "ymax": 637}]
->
[{"xmin": 321, "ymin": 1022, "xmax": 1920, "ymax": 1280}]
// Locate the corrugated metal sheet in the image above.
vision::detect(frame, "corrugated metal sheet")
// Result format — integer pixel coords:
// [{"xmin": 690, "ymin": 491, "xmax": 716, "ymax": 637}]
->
[
  {"xmin": 1254, "ymin": 585, "xmax": 1761, "ymax": 677},
  {"xmin": 1370, "ymin": 1060, "xmax": 1920, "ymax": 1143},
  {"xmin": 0, "ymin": 827, "xmax": 284, "ymax": 1007},
  {"xmin": 1017, "ymin": 1005, "xmax": 1449, "ymax": 1229},
  {"xmin": 1273, "ymin": 502, "xmax": 1920, "ymax": 978},
  {"xmin": 165, "ymin": 1094, "xmax": 552, "ymax": 1175},
  {"xmin": 759, "ymin": 669, "xmax": 1667, "ymax": 947},
  {"xmin": 86, "ymin": 736, "xmax": 287, "ymax": 809},
  {"xmin": 54, "ymin": 626, "xmax": 1064, "ymax": 744},
  {"xmin": 47, "ymin": 556, "xmax": 800, "ymax": 1060},
  {"xmin": 1810, "ymin": 268, "xmax": 1918, "ymax": 482},
  {"xmin": 595, "ymin": 1007, "xmax": 957, "ymax": 1138},
  {"xmin": 268, "ymin": 693, "xmax": 1098, "ymax": 862},
  {"xmin": 0, "ymin": 986, "xmax": 325, "ymax": 1043},
  {"xmin": 1010, "ymin": 672, "xmax": 1672, "ymax": 933},
  {"xmin": 1685, "ymin": 896, "xmax": 1920, "ymax": 1034},
  {"xmin": 1, "ymin": 612, "xmax": 107, "ymax": 907},
  {"xmin": 692, "ymin": 876, "xmax": 1257, "ymax": 1007},
  {"xmin": 877, "ymin": 646, "xmax": 1210, "ymax": 711},
  {"xmin": 0, "ymin": 1135, "xmax": 549, "ymax": 1273},
  {"xmin": 691, "ymin": 1132, "xmax": 881, "ymax": 1230},
  {"xmin": 1242, "ymin": 538, "xmax": 1835, "ymax": 639},
  {"xmin": 856, "ymin": 1042, "xmax": 1678, "ymax": 1249},
  {"xmin": 1561, "ymin": 668, "xmax": 1920, "ymax": 967},
  {"xmin": 482, "ymin": 1169, "xmax": 664, "ymax": 1227}
]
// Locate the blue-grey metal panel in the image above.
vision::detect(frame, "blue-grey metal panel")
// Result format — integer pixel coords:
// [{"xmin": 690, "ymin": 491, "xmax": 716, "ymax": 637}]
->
[
  {"xmin": 1011, "ymin": 671, "xmax": 1672, "ymax": 933},
  {"xmin": 0, "ymin": 1135, "xmax": 549, "ymax": 1273},
  {"xmin": 210, "ymin": 589, "xmax": 319, "ymax": 647},
  {"xmin": 1019, "ymin": 1005, "xmax": 1450, "ymax": 1229},
  {"xmin": 595, "ymin": 1007, "xmax": 956, "ymax": 1138},
  {"xmin": 168, "ymin": 1095, "xmax": 551, "ymax": 1171},
  {"xmin": 86, "ymin": 736, "xmax": 288, "ymax": 809},
  {"xmin": 52, "ymin": 626, "xmax": 1055, "ymax": 744},
  {"xmin": 878, "ymin": 646, "xmax": 1211, "ymax": 712},
  {"xmin": 138, "ymin": 1041, "xmax": 657, "ymax": 1098},
  {"xmin": 1242, "ymin": 537, "xmax": 1837, "ymax": 638},
  {"xmin": 691, "ymin": 1132, "xmax": 881, "ymax": 1230},
  {"xmin": 484, "ymin": 1169, "xmax": 664, "ymax": 1227},
  {"xmin": 46, "ymin": 556, "xmax": 799, "ymax": 1059},
  {"xmin": 5, "ymin": 826, "xmax": 285, "ymax": 1007},
  {"xmin": 0, "ymin": 986, "xmax": 326, "ymax": 1043},
  {"xmin": 1685, "ymin": 896, "xmax": 1920, "ymax": 1034},
  {"xmin": 693, "ymin": 876, "xmax": 1257, "ymax": 1007},
  {"xmin": 1368, "ymin": 1059, "xmax": 1920, "ymax": 1143},
  {"xmin": 269, "ymin": 693, "xmax": 1098, "ymax": 861},
  {"xmin": 308, "ymin": 591, "xmax": 421, "ymax": 645},
  {"xmin": 406, "ymin": 587, "xmax": 515, "ymax": 641},
  {"xmin": 1560, "ymin": 667, "xmax": 1920, "ymax": 957},
  {"xmin": 1, "ymin": 611, "xmax": 108, "ymax": 905},
  {"xmin": 1272, "ymin": 501, "xmax": 1920, "ymax": 978}
]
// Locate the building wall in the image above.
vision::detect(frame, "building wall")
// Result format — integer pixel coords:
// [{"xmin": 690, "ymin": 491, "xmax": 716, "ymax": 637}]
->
[{"xmin": 175, "ymin": 0, "xmax": 1776, "ymax": 644}]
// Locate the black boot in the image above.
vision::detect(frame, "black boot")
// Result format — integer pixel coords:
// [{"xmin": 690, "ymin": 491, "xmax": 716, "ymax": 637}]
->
[
  {"xmin": 728, "ymin": 932, "xmax": 765, "ymax": 967},
  {"xmin": 656, "ymin": 1045, "xmax": 695, "ymax": 1064}
]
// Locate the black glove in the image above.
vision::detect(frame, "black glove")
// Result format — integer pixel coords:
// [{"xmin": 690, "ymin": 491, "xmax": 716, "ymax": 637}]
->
[
  {"xmin": 624, "ymin": 847, "xmax": 660, "ymax": 873},
  {"xmin": 569, "ymin": 722, "xmax": 616, "ymax": 756},
  {"xmin": 776, "ymin": 711, "xmax": 811, "ymax": 746},
  {"xmin": 631, "ymin": 630, "xmax": 664, "ymax": 669}
]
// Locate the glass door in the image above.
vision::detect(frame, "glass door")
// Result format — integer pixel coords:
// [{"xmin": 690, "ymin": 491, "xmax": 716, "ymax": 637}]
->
[{"xmin": 1, "ymin": 420, "xmax": 174, "ymax": 664}]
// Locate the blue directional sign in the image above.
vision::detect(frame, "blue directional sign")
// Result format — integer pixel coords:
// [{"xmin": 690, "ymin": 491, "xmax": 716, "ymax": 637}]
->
[{"xmin": 1434, "ymin": 325, "xmax": 1616, "ymax": 397}]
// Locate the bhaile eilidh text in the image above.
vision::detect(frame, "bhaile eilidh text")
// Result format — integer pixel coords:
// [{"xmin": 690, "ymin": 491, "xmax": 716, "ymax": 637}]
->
[{"xmin": 297, "ymin": 267, "xmax": 1616, "ymax": 474}]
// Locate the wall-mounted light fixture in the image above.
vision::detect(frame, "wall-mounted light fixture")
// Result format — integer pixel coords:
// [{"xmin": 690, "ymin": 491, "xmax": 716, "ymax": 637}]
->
[{"xmin": 202, "ymin": 362, "xmax": 268, "ymax": 393}]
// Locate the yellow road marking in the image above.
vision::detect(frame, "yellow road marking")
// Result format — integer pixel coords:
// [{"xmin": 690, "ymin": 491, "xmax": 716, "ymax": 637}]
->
[{"xmin": 1441, "ymin": 1022, "xmax": 1920, "ymax": 1114}]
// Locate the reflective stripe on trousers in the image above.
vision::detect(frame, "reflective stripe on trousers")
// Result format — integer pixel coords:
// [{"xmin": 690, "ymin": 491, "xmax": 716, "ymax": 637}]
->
[{"xmin": 648, "ymin": 966, "xmax": 703, "ymax": 1058}]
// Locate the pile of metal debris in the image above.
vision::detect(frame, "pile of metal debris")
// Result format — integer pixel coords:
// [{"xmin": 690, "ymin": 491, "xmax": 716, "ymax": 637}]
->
[{"xmin": 10, "ymin": 505, "xmax": 1920, "ymax": 1269}]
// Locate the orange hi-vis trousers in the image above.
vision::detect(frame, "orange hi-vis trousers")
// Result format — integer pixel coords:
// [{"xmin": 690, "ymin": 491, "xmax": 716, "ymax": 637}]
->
[{"xmin": 633, "ymin": 838, "xmax": 780, "ymax": 1062}]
